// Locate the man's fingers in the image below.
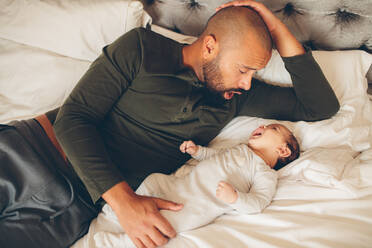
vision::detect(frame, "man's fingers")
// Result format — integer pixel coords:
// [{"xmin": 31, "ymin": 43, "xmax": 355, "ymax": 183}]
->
[
  {"xmin": 141, "ymin": 234, "xmax": 157, "ymax": 248},
  {"xmin": 133, "ymin": 237, "xmax": 145, "ymax": 248},
  {"xmin": 153, "ymin": 197, "xmax": 183, "ymax": 239},
  {"xmin": 154, "ymin": 197, "xmax": 183, "ymax": 211},
  {"xmin": 216, "ymin": 0, "xmax": 247, "ymax": 11},
  {"xmin": 147, "ymin": 227, "xmax": 168, "ymax": 247},
  {"xmin": 153, "ymin": 213, "xmax": 177, "ymax": 239},
  {"xmin": 131, "ymin": 226, "xmax": 168, "ymax": 248},
  {"xmin": 216, "ymin": 1, "xmax": 260, "ymax": 12}
]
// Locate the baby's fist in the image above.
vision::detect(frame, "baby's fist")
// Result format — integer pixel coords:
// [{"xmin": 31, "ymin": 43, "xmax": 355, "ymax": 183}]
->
[
  {"xmin": 180, "ymin": 140, "xmax": 198, "ymax": 155},
  {"xmin": 216, "ymin": 181, "xmax": 238, "ymax": 204}
]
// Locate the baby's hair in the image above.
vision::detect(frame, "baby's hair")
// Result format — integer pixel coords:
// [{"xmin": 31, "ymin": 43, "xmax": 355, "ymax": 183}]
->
[{"xmin": 274, "ymin": 132, "xmax": 300, "ymax": 171}]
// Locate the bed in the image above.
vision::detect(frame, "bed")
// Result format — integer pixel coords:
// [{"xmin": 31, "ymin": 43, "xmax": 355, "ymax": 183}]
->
[{"xmin": 1, "ymin": 0, "xmax": 372, "ymax": 247}]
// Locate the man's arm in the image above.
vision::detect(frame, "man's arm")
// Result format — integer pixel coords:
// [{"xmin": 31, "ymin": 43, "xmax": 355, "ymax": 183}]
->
[
  {"xmin": 54, "ymin": 30, "xmax": 139, "ymax": 203},
  {"xmin": 54, "ymin": 28, "xmax": 181, "ymax": 248},
  {"xmin": 219, "ymin": 1, "xmax": 340, "ymax": 121}
]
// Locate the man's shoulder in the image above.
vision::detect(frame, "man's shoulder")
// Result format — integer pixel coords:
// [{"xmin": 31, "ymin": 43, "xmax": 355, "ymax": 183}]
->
[
  {"xmin": 130, "ymin": 27, "xmax": 181, "ymax": 46},
  {"xmin": 132, "ymin": 28, "xmax": 184, "ymax": 73}
]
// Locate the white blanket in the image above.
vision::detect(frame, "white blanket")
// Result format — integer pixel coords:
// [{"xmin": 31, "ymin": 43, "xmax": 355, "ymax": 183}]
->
[{"xmin": 1, "ymin": 1, "xmax": 372, "ymax": 247}]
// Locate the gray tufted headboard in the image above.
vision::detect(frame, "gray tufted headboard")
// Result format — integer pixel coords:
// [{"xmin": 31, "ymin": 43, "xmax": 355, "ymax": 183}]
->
[{"xmin": 141, "ymin": 0, "xmax": 372, "ymax": 84}]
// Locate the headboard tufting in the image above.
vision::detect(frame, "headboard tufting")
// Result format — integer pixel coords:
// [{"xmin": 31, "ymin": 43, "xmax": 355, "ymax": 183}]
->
[{"xmin": 141, "ymin": 0, "xmax": 372, "ymax": 84}]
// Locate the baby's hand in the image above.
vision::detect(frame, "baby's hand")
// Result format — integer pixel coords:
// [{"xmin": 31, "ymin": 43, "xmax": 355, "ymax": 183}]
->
[
  {"xmin": 180, "ymin": 140, "xmax": 198, "ymax": 155},
  {"xmin": 216, "ymin": 181, "xmax": 238, "ymax": 204}
]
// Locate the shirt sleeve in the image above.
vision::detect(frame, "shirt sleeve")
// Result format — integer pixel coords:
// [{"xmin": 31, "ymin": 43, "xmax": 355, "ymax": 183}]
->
[
  {"xmin": 236, "ymin": 48, "xmax": 340, "ymax": 122},
  {"xmin": 53, "ymin": 28, "xmax": 143, "ymax": 203},
  {"xmin": 230, "ymin": 168, "xmax": 277, "ymax": 214}
]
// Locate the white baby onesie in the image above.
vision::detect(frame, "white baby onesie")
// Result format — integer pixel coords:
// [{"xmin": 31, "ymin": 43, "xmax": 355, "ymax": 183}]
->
[{"xmin": 88, "ymin": 144, "xmax": 277, "ymax": 247}]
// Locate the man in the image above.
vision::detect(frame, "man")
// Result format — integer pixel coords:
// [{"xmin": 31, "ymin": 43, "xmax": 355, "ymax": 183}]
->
[
  {"xmin": 0, "ymin": 1, "xmax": 339, "ymax": 248},
  {"xmin": 54, "ymin": 2, "xmax": 339, "ymax": 247}
]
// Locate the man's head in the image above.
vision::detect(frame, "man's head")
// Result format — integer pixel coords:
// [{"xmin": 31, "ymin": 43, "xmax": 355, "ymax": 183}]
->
[
  {"xmin": 198, "ymin": 6, "xmax": 272, "ymax": 100},
  {"xmin": 248, "ymin": 123, "xmax": 300, "ymax": 170}
]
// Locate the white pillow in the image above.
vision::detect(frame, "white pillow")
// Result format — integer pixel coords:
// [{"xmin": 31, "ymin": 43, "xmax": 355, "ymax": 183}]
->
[
  {"xmin": 0, "ymin": 0, "xmax": 152, "ymax": 61},
  {"xmin": 278, "ymin": 146, "xmax": 354, "ymax": 187},
  {"xmin": 0, "ymin": 38, "xmax": 90, "ymax": 123},
  {"xmin": 255, "ymin": 49, "xmax": 372, "ymax": 104}
]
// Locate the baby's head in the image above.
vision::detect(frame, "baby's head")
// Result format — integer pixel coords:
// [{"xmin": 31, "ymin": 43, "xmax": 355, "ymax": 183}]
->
[{"xmin": 248, "ymin": 123, "xmax": 300, "ymax": 170}]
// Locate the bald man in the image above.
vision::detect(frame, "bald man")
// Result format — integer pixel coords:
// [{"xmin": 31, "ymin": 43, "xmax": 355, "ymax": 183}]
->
[
  {"xmin": 0, "ymin": 3, "xmax": 339, "ymax": 248},
  {"xmin": 54, "ymin": 4, "xmax": 338, "ymax": 247}
]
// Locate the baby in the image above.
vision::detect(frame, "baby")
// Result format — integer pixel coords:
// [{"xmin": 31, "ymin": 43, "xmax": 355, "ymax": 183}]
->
[
  {"xmin": 91, "ymin": 123, "xmax": 300, "ymax": 247},
  {"xmin": 178, "ymin": 123, "xmax": 300, "ymax": 209}
]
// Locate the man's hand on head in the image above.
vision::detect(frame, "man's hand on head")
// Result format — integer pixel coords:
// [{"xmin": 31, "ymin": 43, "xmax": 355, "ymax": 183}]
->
[
  {"xmin": 216, "ymin": 0, "xmax": 305, "ymax": 57},
  {"xmin": 102, "ymin": 181, "xmax": 183, "ymax": 248}
]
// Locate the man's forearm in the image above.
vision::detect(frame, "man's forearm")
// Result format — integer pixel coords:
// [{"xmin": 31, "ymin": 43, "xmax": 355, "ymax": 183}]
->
[
  {"xmin": 272, "ymin": 23, "xmax": 305, "ymax": 57},
  {"xmin": 102, "ymin": 181, "xmax": 136, "ymax": 211}
]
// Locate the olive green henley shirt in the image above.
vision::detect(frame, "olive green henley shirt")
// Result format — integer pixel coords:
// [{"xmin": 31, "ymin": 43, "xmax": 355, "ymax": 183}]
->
[{"xmin": 54, "ymin": 27, "xmax": 339, "ymax": 203}]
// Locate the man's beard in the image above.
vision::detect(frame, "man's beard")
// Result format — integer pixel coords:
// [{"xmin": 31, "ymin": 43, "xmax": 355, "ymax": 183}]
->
[
  {"xmin": 202, "ymin": 55, "xmax": 225, "ymax": 94},
  {"xmin": 201, "ymin": 55, "xmax": 227, "ymax": 105}
]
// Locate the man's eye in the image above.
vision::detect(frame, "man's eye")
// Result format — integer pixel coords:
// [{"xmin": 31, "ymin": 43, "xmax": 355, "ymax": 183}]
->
[{"xmin": 240, "ymin": 70, "xmax": 247, "ymax": 74}]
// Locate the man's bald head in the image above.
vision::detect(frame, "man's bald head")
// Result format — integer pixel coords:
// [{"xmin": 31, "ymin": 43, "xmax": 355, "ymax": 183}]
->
[{"xmin": 200, "ymin": 6, "xmax": 272, "ymax": 54}]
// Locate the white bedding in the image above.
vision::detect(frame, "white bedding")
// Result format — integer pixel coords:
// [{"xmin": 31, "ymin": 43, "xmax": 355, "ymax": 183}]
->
[{"xmin": 1, "ymin": 1, "xmax": 372, "ymax": 247}]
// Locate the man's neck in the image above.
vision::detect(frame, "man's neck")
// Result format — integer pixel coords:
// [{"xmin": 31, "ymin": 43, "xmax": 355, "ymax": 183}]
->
[{"xmin": 182, "ymin": 43, "xmax": 203, "ymax": 82}]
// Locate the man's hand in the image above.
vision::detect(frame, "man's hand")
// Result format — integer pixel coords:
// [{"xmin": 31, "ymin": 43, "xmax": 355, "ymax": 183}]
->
[
  {"xmin": 102, "ymin": 182, "xmax": 183, "ymax": 248},
  {"xmin": 217, "ymin": 0, "xmax": 305, "ymax": 57},
  {"xmin": 216, "ymin": 181, "xmax": 238, "ymax": 204},
  {"xmin": 180, "ymin": 140, "xmax": 199, "ymax": 156}
]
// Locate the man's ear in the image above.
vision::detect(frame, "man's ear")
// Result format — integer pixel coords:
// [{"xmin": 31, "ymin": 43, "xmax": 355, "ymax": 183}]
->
[
  {"xmin": 202, "ymin": 34, "xmax": 218, "ymax": 59},
  {"xmin": 277, "ymin": 144, "xmax": 291, "ymax": 158}
]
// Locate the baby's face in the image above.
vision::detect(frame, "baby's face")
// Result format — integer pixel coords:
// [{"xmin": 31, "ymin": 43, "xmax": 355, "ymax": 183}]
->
[{"xmin": 248, "ymin": 124, "xmax": 291, "ymax": 150}]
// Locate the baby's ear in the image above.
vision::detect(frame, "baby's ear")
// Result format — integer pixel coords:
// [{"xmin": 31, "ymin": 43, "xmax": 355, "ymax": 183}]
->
[{"xmin": 277, "ymin": 144, "xmax": 291, "ymax": 158}]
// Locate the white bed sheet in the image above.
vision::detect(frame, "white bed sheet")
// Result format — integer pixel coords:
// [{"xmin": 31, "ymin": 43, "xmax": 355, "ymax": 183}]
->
[
  {"xmin": 1, "ymin": 2, "xmax": 372, "ymax": 247},
  {"xmin": 1, "ymin": 37, "xmax": 372, "ymax": 248},
  {"xmin": 72, "ymin": 143, "xmax": 372, "ymax": 248}
]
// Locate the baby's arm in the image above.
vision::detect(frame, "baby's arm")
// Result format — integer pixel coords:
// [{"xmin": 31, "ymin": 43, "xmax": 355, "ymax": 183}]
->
[
  {"xmin": 216, "ymin": 170, "xmax": 278, "ymax": 214},
  {"xmin": 216, "ymin": 181, "xmax": 238, "ymax": 203},
  {"xmin": 180, "ymin": 140, "xmax": 221, "ymax": 161}
]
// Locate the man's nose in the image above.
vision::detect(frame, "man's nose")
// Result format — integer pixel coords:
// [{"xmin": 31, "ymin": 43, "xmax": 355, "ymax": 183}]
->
[{"xmin": 238, "ymin": 75, "xmax": 252, "ymax": 91}]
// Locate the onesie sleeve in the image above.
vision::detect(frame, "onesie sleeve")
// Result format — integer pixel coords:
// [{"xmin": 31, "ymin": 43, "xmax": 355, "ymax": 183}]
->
[
  {"xmin": 192, "ymin": 145, "xmax": 226, "ymax": 161},
  {"xmin": 230, "ymin": 167, "xmax": 278, "ymax": 214}
]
